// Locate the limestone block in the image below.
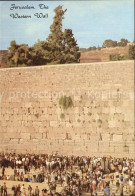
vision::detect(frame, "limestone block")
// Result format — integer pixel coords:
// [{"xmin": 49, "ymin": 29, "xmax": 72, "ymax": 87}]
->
[
  {"xmin": 19, "ymin": 139, "xmax": 24, "ymax": 143},
  {"xmin": 74, "ymin": 107, "xmax": 80, "ymax": 114},
  {"xmin": 4, "ymin": 114, "xmax": 10, "ymax": 121},
  {"xmin": 113, "ymin": 134, "xmax": 123, "ymax": 141},
  {"xmin": 32, "ymin": 121, "xmax": 42, "ymax": 127},
  {"xmin": 32, "ymin": 139, "xmax": 39, "ymax": 143},
  {"xmin": 22, "ymin": 115, "xmax": 27, "ymax": 121},
  {"xmin": 6, "ymin": 127, "xmax": 18, "ymax": 133},
  {"xmin": 90, "ymin": 133, "xmax": 100, "ymax": 141},
  {"xmin": 109, "ymin": 107, "xmax": 116, "ymax": 114},
  {"xmin": 102, "ymin": 133, "xmax": 110, "ymax": 141},
  {"xmin": 41, "ymin": 108, "xmax": 47, "ymax": 114},
  {"xmin": 74, "ymin": 96, "xmax": 81, "ymax": 101},
  {"xmin": 9, "ymin": 139, "xmax": 19, "ymax": 144},
  {"xmin": 31, "ymin": 133, "xmax": 43, "ymax": 139},
  {"xmin": 102, "ymin": 108, "xmax": 110, "ymax": 114},
  {"xmin": 72, "ymin": 122, "xmax": 82, "ymax": 128},
  {"xmin": 25, "ymin": 102, "xmax": 32, "ymax": 108},
  {"xmin": 114, "ymin": 146, "xmax": 127, "ymax": 154},
  {"xmin": 1, "ymin": 121, "xmax": 7, "ymax": 127},
  {"xmin": 86, "ymin": 141, "xmax": 99, "ymax": 153},
  {"xmin": 124, "ymin": 113, "xmax": 134, "ymax": 121},
  {"xmin": 108, "ymin": 120, "xmax": 116, "ymax": 128},
  {"xmin": 20, "ymin": 133, "xmax": 30, "ymax": 139},
  {"xmin": 27, "ymin": 115, "xmax": 32, "ymax": 121},
  {"xmin": 66, "ymin": 122, "xmax": 72, "ymax": 128},
  {"xmin": 0, "ymin": 127, "xmax": 7, "ymax": 132},
  {"xmin": 99, "ymin": 141, "xmax": 114, "ymax": 153},
  {"xmin": 50, "ymin": 121, "xmax": 59, "ymax": 127}
]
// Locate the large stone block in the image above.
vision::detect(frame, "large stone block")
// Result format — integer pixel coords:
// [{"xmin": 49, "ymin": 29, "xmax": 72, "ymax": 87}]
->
[
  {"xmin": 20, "ymin": 133, "xmax": 30, "ymax": 139},
  {"xmin": 113, "ymin": 134, "xmax": 123, "ymax": 141}
]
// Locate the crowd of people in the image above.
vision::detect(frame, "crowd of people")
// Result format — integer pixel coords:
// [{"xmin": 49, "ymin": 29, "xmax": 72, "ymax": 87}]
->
[{"xmin": 0, "ymin": 153, "xmax": 135, "ymax": 195}]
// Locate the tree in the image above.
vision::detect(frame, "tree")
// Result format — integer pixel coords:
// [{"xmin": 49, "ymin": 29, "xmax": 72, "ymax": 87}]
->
[
  {"xmin": 29, "ymin": 40, "xmax": 52, "ymax": 65},
  {"xmin": 117, "ymin": 38, "xmax": 129, "ymax": 47},
  {"xmin": 7, "ymin": 5, "xmax": 80, "ymax": 67},
  {"xmin": 7, "ymin": 41, "xmax": 18, "ymax": 66},
  {"xmin": 7, "ymin": 41, "xmax": 30, "ymax": 67},
  {"xmin": 110, "ymin": 54, "xmax": 129, "ymax": 61},
  {"xmin": 47, "ymin": 6, "xmax": 67, "ymax": 64},
  {"xmin": 129, "ymin": 44, "xmax": 135, "ymax": 59},
  {"xmin": 63, "ymin": 29, "xmax": 80, "ymax": 63},
  {"xmin": 87, "ymin": 46, "xmax": 97, "ymax": 51},
  {"xmin": 102, "ymin": 40, "xmax": 117, "ymax": 48},
  {"xmin": 47, "ymin": 6, "xmax": 80, "ymax": 64}
]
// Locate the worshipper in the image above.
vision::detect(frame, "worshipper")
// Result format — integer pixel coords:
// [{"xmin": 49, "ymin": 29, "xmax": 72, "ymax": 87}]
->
[
  {"xmin": 35, "ymin": 186, "xmax": 40, "ymax": 196},
  {"xmin": 3, "ymin": 182, "xmax": 7, "ymax": 196}
]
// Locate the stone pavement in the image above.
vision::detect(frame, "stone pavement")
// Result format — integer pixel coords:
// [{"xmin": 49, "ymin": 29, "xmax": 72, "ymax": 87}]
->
[{"xmin": 0, "ymin": 179, "xmax": 134, "ymax": 196}]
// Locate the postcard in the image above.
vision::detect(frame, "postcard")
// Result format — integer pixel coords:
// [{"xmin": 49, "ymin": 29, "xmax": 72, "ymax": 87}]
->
[{"xmin": 0, "ymin": 0, "xmax": 134, "ymax": 195}]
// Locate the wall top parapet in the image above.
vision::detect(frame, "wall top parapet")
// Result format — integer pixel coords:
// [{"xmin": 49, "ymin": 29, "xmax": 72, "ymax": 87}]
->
[{"xmin": 0, "ymin": 60, "xmax": 134, "ymax": 71}]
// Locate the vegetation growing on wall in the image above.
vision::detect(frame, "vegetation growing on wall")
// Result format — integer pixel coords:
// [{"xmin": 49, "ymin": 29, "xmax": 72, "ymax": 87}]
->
[
  {"xmin": 59, "ymin": 96, "xmax": 73, "ymax": 110},
  {"xmin": 60, "ymin": 113, "xmax": 65, "ymax": 119},
  {"xmin": 35, "ymin": 113, "xmax": 39, "ymax": 118},
  {"xmin": 77, "ymin": 119, "xmax": 81, "ymax": 123}
]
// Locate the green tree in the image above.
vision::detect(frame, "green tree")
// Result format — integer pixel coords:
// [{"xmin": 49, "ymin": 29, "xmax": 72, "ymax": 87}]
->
[
  {"xmin": 129, "ymin": 44, "xmax": 135, "ymax": 59},
  {"xmin": 102, "ymin": 40, "xmax": 117, "ymax": 48},
  {"xmin": 7, "ymin": 41, "xmax": 30, "ymax": 67},
  {"xmin": 47, "ymin": 5, "xmax": 67, "ymax": 64},
  {"xmin": 87, "ymin": 46, "xmax": 97, "ymax": 51},
  {"xmin": 7, "ymin": 5, "xmax": 80, "ymax": 67},
  {"xmin": 117, "ymin": 38, "xmax": 129, "ymax": 47},
  {"xmin": 79, "ymin": 48, "xmax": 87, "ymax": 52},
  {"xmin": 63, "ymin": 29, "xmax": 80, "ymax": 63},
  {"xmin": 29, "ymin": 40, "xmax": 52, "ymax": 65},
  {"xmin": 47, "ymin": 6, "xmax": 80, "ymax": 64},
  {"xmin": 110, "ymin": 54, "xmax": 129, "ymax": 61}
]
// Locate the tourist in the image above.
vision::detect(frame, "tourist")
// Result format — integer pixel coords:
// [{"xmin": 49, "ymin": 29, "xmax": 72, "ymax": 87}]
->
[{"xmin": 0, "ymin": 153, "xmax": 135, "ymax": 195}]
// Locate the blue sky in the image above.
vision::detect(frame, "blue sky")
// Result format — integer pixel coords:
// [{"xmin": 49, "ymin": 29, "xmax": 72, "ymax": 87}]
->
[{"xmin": 0, "ymin": 0, "xmax": 134, "ymax": 50}]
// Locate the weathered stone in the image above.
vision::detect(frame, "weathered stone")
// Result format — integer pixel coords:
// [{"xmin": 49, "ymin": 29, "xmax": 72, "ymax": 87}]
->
[{"xmin": 0, "ymin": 61, "xmax": 134, "ymax": 157}]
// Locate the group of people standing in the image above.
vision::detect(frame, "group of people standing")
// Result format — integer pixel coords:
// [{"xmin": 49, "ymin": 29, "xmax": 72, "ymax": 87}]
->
[{"xmin": 0, "ymin": 153, "xmax": 135, "ymax": 195}]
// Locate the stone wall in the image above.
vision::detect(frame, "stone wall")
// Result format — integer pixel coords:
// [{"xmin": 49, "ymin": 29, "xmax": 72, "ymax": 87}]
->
[{"xmin": 0, "ymin": 60, "xmax": 134, "ymax": 158}]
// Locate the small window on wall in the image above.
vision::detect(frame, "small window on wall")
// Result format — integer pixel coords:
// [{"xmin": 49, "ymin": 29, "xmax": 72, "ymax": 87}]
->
[{"xmin": 66, "ymin": 133, "xmax": 71, "ymax": 140}]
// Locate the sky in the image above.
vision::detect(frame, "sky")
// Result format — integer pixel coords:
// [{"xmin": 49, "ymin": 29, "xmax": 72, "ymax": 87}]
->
[{"xmin": 0, "ymin": 0, "xmax": 134, "ymax": 50}]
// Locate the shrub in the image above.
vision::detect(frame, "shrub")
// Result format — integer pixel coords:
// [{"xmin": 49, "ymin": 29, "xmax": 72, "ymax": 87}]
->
[
  {"xmin": 129, "ymin": 44, "xmax": 135, "ymax": 59},
  {"xmin": 88, "ymin": 112, "xmax": 92, "ymax": 116},
  {"xmin": 102, "ymin": 40, "xmax": 117, "ymax": 48},
  {"xmin": 98, "ymin": 119, "xmax": 102, "ymax": 123},
  {"xmin": 59, "ymin": 96, "xmax": 73, "ymax": 110},
  {"xmin": 117, "ymin": 38, "xmax": 129, "ymax": 47},
  {"xmin": 35, "ymin": 113, "xmax": 39, "ymax": 118},
  {"xmin": 77, "ymin": 119, "xmax": 81, "ymax": 123},
  {"xmin": 110, "ymin": 54, "xmax": 129, "ymax": 61},
  {"xmin": 60, "ymin": 113, "xmax": 65, "ymax": 119}
]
